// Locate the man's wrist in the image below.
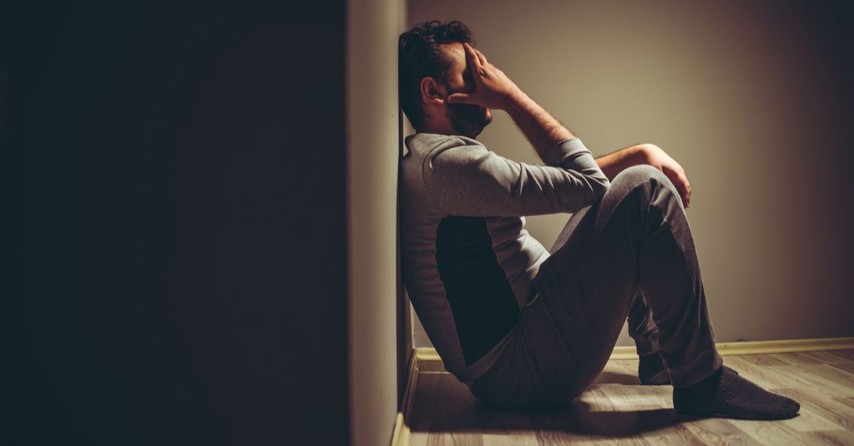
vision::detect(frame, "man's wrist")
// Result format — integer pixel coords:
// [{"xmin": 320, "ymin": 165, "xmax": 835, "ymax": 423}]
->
[
  {"xmin": 500, "ymin": 88, "xmax": 530, "ymax": 112},
  {"xmin": 638, "ymin": 143, "xmax": 663, "ymax": 168}
]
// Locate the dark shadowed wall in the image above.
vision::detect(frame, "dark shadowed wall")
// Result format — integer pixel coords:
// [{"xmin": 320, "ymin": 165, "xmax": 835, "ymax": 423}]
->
[
  {"xmin": 409, "ymin": 0, "xmax": 853, "ymax": 348},
  {"xmin": 2, "ymin": 1, "xmax": 352, "ymax": 444}
]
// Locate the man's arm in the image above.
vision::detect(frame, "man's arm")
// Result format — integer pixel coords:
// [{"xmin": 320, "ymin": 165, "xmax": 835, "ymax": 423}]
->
[
  {"xmin": 437, "ymin": 43, "xmax": 608, "ymax": 215},
  {"xmin": 447, "ymin": 43, "xmax": 574, "ymax": 159},
  {"xmin": 447, "ymin": 43, "xmax": 691, "ymax": 209},
  {"xmin": 423, "ymin": 136, "xmax": 608, "ymax": 217},
  {"xmin": 596, "ymin": 143, "xmax": 693, "ymax": 208}
]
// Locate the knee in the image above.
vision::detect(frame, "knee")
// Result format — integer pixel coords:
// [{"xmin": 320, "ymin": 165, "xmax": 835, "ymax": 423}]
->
[
  {"xmin": 611, "ymin": 164, "xmax": 671, "ymax": 191},
  {"xmin": 605, "ymin": 164, "xmax": 681, "ymax": 210}
]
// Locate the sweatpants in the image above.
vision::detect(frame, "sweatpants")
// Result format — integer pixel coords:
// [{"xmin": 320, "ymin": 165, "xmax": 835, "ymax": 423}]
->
[{"xmin": 470, "ymin": 165, "xmax": 723, "ymax": 409}]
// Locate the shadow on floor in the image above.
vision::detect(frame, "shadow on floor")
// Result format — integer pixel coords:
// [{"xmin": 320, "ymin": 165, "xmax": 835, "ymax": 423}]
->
[{"xmin": 409, "ymin": 370, "xmax": 702, "ymax": 438}]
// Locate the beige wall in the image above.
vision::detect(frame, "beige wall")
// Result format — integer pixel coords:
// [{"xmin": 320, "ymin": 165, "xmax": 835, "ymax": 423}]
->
[
  {"xmin": 348, "ymin": 0, "xmax": 405, "ymax": 445},
  {"xmin": 409, "ymin": 0, "xmax": 853, "ymax": 348}
]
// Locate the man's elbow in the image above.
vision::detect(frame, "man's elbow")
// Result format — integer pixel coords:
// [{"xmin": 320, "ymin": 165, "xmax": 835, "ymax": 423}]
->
[{"xmin": 589, "ymin": 173, "xmax": 610, "ymax": 201}]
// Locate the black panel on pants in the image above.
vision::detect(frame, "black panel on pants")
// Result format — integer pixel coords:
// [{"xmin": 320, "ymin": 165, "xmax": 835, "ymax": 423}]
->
[{"xmin": 436, "ymin": 217, "xmax": 520, "ymax": 364}]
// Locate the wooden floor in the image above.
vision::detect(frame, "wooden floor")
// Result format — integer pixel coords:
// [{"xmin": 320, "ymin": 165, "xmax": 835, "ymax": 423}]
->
[{"xmin": 405, "ymin": 349, "xmax": 854, "ymax": 445}]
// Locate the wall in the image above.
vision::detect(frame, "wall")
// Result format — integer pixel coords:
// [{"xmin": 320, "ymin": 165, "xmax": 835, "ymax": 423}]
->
[
  {"xmin": 409, "ymin": 0, "xmax": 853, "ymax": 348},
  {"xmin": 347, "ymin": 0, "xmax": 405, "ymax": 445},
  {"xmin": 2, "ymin": 1, "xmax": 353, "ymax": 444}
]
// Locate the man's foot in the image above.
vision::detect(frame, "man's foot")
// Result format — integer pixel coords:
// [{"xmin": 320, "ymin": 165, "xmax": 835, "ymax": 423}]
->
[
  {"xmin": 673, "ymin": 366, "xmax": 800, "ymax": 420},
  {"xmin": 638, "ymin": 353, "xmax": 671, "ymax": 385}
]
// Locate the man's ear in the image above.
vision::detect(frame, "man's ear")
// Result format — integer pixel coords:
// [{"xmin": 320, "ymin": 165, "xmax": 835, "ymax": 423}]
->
[{"xmin": 420, "ymin": 77, "xmax": 445, "ymax": 105}]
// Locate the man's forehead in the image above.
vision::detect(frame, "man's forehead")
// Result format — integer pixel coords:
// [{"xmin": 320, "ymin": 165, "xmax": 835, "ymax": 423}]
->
[{"xmin": 439, "ymin": 42, "xmax": 466, "ymax": 68}]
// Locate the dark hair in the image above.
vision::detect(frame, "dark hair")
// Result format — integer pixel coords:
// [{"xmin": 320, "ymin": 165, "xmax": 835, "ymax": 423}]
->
[{"xmin": 399, "ymin": 20, "xmax": 473, "ymax": 130}]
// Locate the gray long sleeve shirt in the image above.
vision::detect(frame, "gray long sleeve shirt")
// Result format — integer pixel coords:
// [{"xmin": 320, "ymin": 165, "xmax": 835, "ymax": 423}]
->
[{"xmin": 400, "ymin": 133, "xmax": 609, "ymax": 384}]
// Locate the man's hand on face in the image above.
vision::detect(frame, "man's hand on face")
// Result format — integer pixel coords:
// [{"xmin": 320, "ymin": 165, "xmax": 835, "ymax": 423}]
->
[{"xmin": 446, "ymin": 43, "xmax": 523, "ymax": 111}]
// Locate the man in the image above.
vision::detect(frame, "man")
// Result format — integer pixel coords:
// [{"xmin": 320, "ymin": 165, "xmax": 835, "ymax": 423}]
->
[{"xmin": 398, "ymin": 20, "xmax": 800, "ymax": 420}]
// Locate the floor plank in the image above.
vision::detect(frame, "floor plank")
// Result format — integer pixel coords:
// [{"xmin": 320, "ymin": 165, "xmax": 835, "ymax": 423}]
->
[{"xmin": 404, "ymin": 349, "xmax": 854, "ymax": 445}]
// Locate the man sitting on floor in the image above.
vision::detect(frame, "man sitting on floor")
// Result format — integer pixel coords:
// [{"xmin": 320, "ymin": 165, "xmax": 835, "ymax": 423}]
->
[{"xmin": 398, "ymin": 20, "xmax": 799, "ymax": 420}]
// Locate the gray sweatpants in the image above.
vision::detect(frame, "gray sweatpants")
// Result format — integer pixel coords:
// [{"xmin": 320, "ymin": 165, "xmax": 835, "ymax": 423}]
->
[{"xmin": 471, "ymin": 165, "xmax": 723, "ymax": 409}]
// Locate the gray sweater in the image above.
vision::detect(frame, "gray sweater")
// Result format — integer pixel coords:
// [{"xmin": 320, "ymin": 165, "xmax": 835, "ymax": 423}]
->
[{"xmin": 400, "ymin": 133, "xmax": 609, "ymax": 384}]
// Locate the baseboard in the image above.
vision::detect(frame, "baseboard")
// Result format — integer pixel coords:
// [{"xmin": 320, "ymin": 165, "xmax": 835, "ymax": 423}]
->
[
  {"xmin": 391, "ymin": 337, "xmax": 854, "ymax": 445},
  {"xmin": 389, "ymin": 350, "xmax": 419, "ymax": 446},
  {"xmin": 608, "ymin": 337, "xmax": 854, "ymax": 359},
  {"xmin": 416, "ymin": 337, "xmax": 854, "ymax": 363}
]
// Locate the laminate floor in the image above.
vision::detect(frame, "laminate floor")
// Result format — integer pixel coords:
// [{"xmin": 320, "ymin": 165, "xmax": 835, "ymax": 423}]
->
[{"xmin": 406, "ymin": 349, "xmax": 854, "ymax": 445}]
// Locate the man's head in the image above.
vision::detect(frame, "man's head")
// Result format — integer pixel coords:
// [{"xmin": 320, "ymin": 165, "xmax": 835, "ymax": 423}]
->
[{"xmin": 399, "ymin": 21, "xmax": 492, "ymax": 137}]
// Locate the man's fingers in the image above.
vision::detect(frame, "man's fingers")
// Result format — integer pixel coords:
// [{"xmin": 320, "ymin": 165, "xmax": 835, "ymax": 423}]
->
[
  {"xmin": 684, "ymin": 180, "xmax": 692, "ymax": 208},
  {"xmin": 463, "ymin": 43, "xmax": 482, "ymax": 72},
  {"xmin": 465, "ymin": 43, "xmax": 492, "ymax": 81},
  {"xmin": 679, "ymin": 171, "xmax": 691, "ymax": 208},
  {"xmin": 472, "ymin": 46, "xmax": 488, "ymax": 66},
  {"xmin": 446, "ymin": 92, "xmax": 473, "ymax": 104},
  {"xmin": 676, "ymin": 176, "xmax": 691, "ymax": 208},
  {"xmin": 663, "ymin": 167, "xmax": 691, "ymax": 209}
]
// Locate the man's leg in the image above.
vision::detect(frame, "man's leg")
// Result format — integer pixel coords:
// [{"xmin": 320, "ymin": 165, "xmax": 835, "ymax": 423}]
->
[
  {"xmin": 627, "ymin": 291, "xmax": 674, "ymax": 385},
  {"xmin": 528, "ymin": 165, "xmax": 798, "ymax": 419},
  {"xmin": 627, "ymin": 291, "xmax": 659, "ymax": 356},
  {"xmin": 531, "ymin": 164, "xmax": 720, "ymax": 390}
]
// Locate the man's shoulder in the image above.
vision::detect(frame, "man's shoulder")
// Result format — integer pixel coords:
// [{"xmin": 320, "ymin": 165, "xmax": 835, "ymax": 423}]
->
[{"xmin": 405, "ymin": 132, "xmax": 483, "ymax": 156}]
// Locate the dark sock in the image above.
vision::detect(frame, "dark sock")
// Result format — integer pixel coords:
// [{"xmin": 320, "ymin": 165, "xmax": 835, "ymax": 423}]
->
[
  {"xmin": 638, "ymin": 353, "xmax": 671, "ymax": 385},
  {"xmin": 673, "ymin": 366, "xmax": 800, "ymax": 420}
]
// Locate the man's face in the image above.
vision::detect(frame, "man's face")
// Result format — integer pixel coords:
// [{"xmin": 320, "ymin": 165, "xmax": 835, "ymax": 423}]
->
[{"xmin": 438, "ymin": 43, "xmax": 492, "ymax": 138}]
